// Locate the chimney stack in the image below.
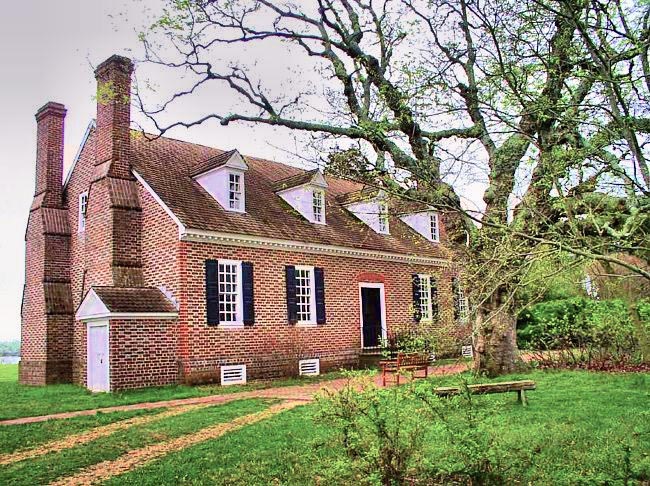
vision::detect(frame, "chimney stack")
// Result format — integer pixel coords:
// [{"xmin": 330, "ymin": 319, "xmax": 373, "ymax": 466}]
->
[
  {"xmin": 94, "ymin": 55, "xmax": 133, "ymax": 180},
  {"xmin": 34, "ymin": 102, "xmax": 66, "ymax": 208}
]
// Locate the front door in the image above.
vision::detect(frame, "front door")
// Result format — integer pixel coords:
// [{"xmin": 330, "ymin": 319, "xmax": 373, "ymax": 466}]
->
[
  {"xmin": 361, "ymin": 287, "xmax": 383, "ymax": 348},
  {"xmin": 87, "ymin": 322, "xmax": 109, "ymax": 392}
]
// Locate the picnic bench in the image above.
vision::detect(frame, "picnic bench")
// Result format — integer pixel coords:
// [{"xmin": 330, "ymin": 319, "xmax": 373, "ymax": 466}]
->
[
  {"xmin": 433, "ymin": 380, "xmax": 536, "ymax": 406},
  {"xmin": 379, "ymin": 352, "xmax": 430, "ymax": 386}
]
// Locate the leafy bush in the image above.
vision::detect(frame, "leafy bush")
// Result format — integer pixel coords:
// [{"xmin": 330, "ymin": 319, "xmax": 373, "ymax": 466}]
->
[
  {"xmin": 518, "ymin": 298, "xmax": 649, "ymax": 367},
  {"xmin": 315, "ymin": 372, "xmax": 519, "ymax": 485}
]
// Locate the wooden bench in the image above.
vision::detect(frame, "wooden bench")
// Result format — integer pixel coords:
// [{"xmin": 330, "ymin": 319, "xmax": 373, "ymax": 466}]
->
[
  {"xmin": 379, "ymin": 352, "xmax": 430, "ymax": 386},
  {"xmin": 433, "ymin": 380, "xmax": 536, "ymax": 406}
]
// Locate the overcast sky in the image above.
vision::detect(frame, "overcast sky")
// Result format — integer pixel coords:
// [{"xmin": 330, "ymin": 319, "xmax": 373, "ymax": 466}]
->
[{"xmin": 0, "ymin": 1, "xmax": 486, "ymax": 343}]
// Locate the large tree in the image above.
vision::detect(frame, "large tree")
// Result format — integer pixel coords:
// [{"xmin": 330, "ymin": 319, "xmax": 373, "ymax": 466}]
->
[{"xmin": 139, "ymin": 0, "xmax": 650, "ymax": 375}]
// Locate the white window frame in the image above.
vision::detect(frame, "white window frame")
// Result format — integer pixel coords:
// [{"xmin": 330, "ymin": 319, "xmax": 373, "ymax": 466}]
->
[
  {"xmin": 312, "ymin": 189, "xmax": 325, "ymax": 224},
  {"xmin": 295, "ymin": 265, "xmax": 317, "ymax": 326},
  {"xmin": 218, "ymin": 259, "xmax": 244, "ymax": 328},
  {"xmin": 378, "ymin": 201, "xmax": 389, "ymax": 234},
  {"xmin": 227, "ymin": 171, "xmax": 245, "ymax": 212},
  {"xmin": 418, "ymin": 274, "xmax": 438, "ymax": 322},
  {"xmin": 457, "ymin": 286, "xmax": 469, "ymax": 323},
  {"xmin": 429, "ymin": 212, "xmax": 440, "ymax": 242},
  {"xmin": 78, "ymin": 191, "xmax": 88, "ymax": 233}
]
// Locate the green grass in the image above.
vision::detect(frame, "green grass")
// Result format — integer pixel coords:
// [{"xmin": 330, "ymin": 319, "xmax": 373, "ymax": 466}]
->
[
  {"xmin": 108, "ymin": 370, "xmax": 650, "ymax": 486},
  {"xmin": 0, "ymin": 398, "xmax": 273, "ymax": 486},
  {"xmin": 0, "ymin": 408, "xmax": 162, "ymax": 454},
  {"xmin": 0, "ymin": 364, "xmax": 342, "ymax": 420}
]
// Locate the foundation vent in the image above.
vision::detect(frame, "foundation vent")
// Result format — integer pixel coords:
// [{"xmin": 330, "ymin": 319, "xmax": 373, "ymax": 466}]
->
[
  {"xmin": 299, "ymin": 358, "xmax": 320, "ymax": 376},
  {"xmin": 221, "ymin": 364, "xmax": 247, "ymax": 385}
]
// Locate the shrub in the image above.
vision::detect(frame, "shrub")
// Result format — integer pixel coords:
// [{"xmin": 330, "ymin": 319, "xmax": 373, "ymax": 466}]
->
[{"xmin": 518, "ymin": 297, "xmax": 648, "ymax": 367}]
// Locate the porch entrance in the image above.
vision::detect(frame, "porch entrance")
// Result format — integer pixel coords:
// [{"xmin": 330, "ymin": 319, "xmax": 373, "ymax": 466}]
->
[{"xmin": 360, "ymin": 283, "xmax": 386, "ymax": 349}]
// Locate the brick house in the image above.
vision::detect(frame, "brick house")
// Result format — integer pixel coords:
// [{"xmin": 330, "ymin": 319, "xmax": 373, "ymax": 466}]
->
[{"xmin": 20, "ymin": 55, "xmax": 465, "ymax": 391}]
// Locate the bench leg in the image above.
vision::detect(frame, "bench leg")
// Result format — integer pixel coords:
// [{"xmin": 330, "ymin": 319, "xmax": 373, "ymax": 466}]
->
[
  {"xmin": 517, "ymin": 390, "xmax": 528, "ymax": 406},
  {"xmin": 382, "ymin": 369, "xmax": 386, "ymax": 387}
]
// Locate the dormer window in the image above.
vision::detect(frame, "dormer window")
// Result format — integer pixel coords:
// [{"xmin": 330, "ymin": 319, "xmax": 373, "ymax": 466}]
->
[
  {"xmin": 400, "ymin": 209, "xmax": 441, "ymax": 243},
  {"xmin": 312, "ymin": 189, "xmax": 324, "ymax": 223},
  {"xmin": 273, "ymin": 169, "xmax": 328, "ymax": 225},
  {"xmin": 337, "ymin": 188, "xmax": 390, "ymax": 235},
  {"xmin": 430, "ymin": 213, "xmax": 439, "ymax": 242},
  {"xmin": 229, "ymin": 173, "xmax": 242, "ymax": 210},
  {"xmin": 192, "ymin": 150, "xmax": 248, "ymax": 213},
  {"xmin": 378, "ymin": 201, "xmax": 389, "ymax": 234}
]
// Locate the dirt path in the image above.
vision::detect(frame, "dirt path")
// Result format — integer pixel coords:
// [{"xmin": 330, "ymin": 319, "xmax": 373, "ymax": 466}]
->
[
  {"xmin": 47, "ymin": 400, "xmax": 304, "ymax": 486},
  {"xmin": 0, "ymin": 363, "xmax": 467, "ymax": 427},
  {"xmin": 0, "ymin": 403, "xmax": 215, "ymax": 466}
]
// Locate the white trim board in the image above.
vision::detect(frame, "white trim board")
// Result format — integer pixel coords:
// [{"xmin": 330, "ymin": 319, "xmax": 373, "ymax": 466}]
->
[
  {"xmin": 183, "ymin": 229, "xmax": 449, "ymax": 267},
  {"xmin": 132, "ymin": 169, "xmax": 187, "ymax": 236}
]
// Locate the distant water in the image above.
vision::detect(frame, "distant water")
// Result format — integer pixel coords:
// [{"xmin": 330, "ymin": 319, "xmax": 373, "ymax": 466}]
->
[{"xmin": 0, "ymin": 356, "xmax": 20, "ymax": 365}]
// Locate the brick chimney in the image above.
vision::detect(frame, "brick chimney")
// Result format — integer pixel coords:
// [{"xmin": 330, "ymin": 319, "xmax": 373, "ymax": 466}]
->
[
  {"xmin": 85, "ymin": 54, "xmax": 144, "ymax": 288},
  {"xmin": 20, "ymin": 103, "xmax": 73, "ymax": 386},
  {"xmin": 34, "ymin": 102, "xmax": 66, "ymax": 208},
  {"xmin": 94, "ymin": 55, "xmax": 134, "ymax": 180}
]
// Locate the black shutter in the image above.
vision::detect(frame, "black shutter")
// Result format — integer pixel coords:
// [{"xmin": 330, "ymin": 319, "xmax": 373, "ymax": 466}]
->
[
  {"xmin": 430, "ymin": 277, "xmax": 439, "ymax": 320},
  {"xmin": 205, "ymin": 260, "xmax": 220, "ymax": 325},
  {"xmin": 242, "ymin": 261, "xmax": 255, "ymax": 325},
  {"xmin": 452, "ymin": 277, "xmax": 460, "ymax": 321},
  {"xmin": 285, "ymin": 265, "xmax": 297, "ymax": 324},
  {"xmin": 412, "ymin": 274, "xmax": 422, "ymax": 323},
  {"xmin": 315, "ymin": 267, "xmax": 326, "ymax": 324}
]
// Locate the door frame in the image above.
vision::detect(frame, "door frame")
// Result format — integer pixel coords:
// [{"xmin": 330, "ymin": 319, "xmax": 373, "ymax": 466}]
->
[
  {"xmin": 358, "ymin": 282, "xmax": 387, "ymax": 348},
  {"xmin": 86, "ymin": 320, "xmax": 110, "ymax": 392}
]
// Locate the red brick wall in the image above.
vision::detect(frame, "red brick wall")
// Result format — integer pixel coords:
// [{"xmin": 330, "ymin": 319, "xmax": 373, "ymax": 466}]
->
[
  {"xmin": 109, "ymin": 318, "xmax": 178, "ymax": 390},
  {"xmin": 178, "ymin": 240, "xmax": 459, "ymax": 383}
]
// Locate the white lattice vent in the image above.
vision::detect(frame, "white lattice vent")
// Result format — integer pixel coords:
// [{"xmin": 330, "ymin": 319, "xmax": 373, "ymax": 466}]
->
[
  {"xmin": 221, "ymin": 364, "xmax": 247, "ymax": 385},
  {"xmin": 299, "ymin": 358, "xmax": 320, "ymax": 376}
]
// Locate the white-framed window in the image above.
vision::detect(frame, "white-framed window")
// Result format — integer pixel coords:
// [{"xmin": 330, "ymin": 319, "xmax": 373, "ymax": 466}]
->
[
  {"xmin": 453, "ymin": 278, "xmax": 469, "ymax": 323},
  {"xmin": 312, "ymin": 189, "xmax": 324, "ymax": 223},
  {"xmin": 78, "ymin": 191, "xmax": 88, "ymax": 233},
  {"xmin": 430, "ymin": 213, "xmax": 440, "ymax": 242},
  {"xmin": 378, "ymin": 201, "xmax": 389, "ymax": 234},
  {"xmin": 418, "ymin": 274, "xmax": 438, "ymax": 321},
  {"xmin": 218, "ymin": 259, "xmax": 243, "ymax": 326},
  {"xmin": 228, "ymin": 172, "xmax": 243, "ymax": 211},
  {"xmin": 295, "ymin": 265, "xmax": 316, "ymax": 325}
]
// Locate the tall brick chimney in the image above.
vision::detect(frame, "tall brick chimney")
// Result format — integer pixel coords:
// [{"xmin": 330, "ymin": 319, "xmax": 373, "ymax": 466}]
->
[
  {"xmin": 20, "ymin": 103, "xmax": 73, "ymax": 385},
  {"xmin": 34, "ymin": 102, "xmax": 66, "ymax": 208},
  {"xmin": 94, "ymin": 55, "xmax": 134, "ymax": 180},
  {"xmin": 85, "ymin": 54, "xmax": 144, "ymax": 288}
]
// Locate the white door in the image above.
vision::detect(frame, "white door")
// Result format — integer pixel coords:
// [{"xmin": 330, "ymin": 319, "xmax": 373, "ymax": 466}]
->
[{"xmin": 87, "ymin": 322, "xmax": 110, "ymax": 392}]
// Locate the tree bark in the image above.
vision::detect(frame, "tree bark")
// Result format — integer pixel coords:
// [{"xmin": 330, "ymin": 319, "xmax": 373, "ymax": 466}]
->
[{"xmin": 473, "ymin": 289, "xmax": 519, "ymax": 376}]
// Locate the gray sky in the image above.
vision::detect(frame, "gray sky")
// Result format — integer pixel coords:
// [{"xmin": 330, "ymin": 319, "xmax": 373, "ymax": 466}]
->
[
  {"xmin": 0, "ymin": 0, "xmax": 306, "ymax": 341},
  {"xmin": 0, "ymin": 1, "xmax": 486, "ymax": 342}
]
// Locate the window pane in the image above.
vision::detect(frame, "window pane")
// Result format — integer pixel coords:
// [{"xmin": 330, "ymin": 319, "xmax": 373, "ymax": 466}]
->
[
  {"xmin": 229, "ymin": 173, "xmax": 242, "ymax": 210},
  {"xmin": 430, "ymin": 213, "xmax": 439, "ymax": 241},
  {"xmin": 218, "ymin": 262, "xmax": 239, "ymax": 322},
  {"xmin": 312, "ymin": 190, "xmax": 323, "ymax": 222},
  {"xmin": 378, "ymin": 202, "xmax": 388, "ymax": 233},
  {"xmin": 295, "ymin": 268, "xmax": 313, "ymax": 322},
  {"xmin": 419, "ymin": 275, "xmax": 431, "ymax": 320}
]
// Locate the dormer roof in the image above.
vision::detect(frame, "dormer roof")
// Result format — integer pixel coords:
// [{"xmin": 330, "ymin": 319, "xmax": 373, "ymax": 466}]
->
[
  {"xmin": 190, "ymin": 149, "xmax": 248, "ymax": 177},
  {"xmin": 272, "ymin": 169, "xmax": 328, "ymax": 193},
  {"xmin": 336, "ymin": 186, "xmax": 383, "ymax": 206}
]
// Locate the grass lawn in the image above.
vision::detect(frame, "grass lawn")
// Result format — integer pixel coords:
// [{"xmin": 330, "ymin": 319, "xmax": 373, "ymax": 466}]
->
[
  {"xmin": 0, "ymin": 364, "xmax": 341, "ymax": 420},
  {"xmin": 0, "ymin": 398, "xmax": 273, "ymax": 486},
  {"xmin": 107, "ymin": 370, "xmax": 650, "ymax": 486}
]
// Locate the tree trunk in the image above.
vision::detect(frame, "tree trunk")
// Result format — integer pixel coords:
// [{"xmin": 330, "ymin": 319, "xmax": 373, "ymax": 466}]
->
[{"xmin": 472, "ymin": 289, "xmax": 519, "ymax": 376}]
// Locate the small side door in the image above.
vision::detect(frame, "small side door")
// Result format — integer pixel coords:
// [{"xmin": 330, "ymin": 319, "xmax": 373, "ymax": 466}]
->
[{"xmin": 87, "ymin": 322, "xmax": 109, "ymax": 392}]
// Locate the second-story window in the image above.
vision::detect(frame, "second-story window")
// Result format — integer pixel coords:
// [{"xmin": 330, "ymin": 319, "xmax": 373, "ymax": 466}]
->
[
  {"xmin": 430, "ymin": 213, "xmax": 440, "ymax": 242},
  {"xmin": 312, "ymin": 189, "xmax": 324, "ymax": 223},
  {"xmin": 229, "ymin": 173, "xmax": 242, "ymax": 210},
  {"xmin": 378, "ymin": 201, "xmax": 389, "ymax": 234},
  {"xmin": 78, "ymin": 191, "xmax": 88, "ymax": 233}
]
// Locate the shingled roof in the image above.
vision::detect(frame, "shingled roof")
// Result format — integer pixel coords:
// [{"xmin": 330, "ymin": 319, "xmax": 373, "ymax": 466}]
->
[
  {"xmin": 91, "ymin": 287, "xmax": 178, "ymax": 314},
  {"xmin": 76, "ymin": 129, "xmax": 452, "ymax": 260}
]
